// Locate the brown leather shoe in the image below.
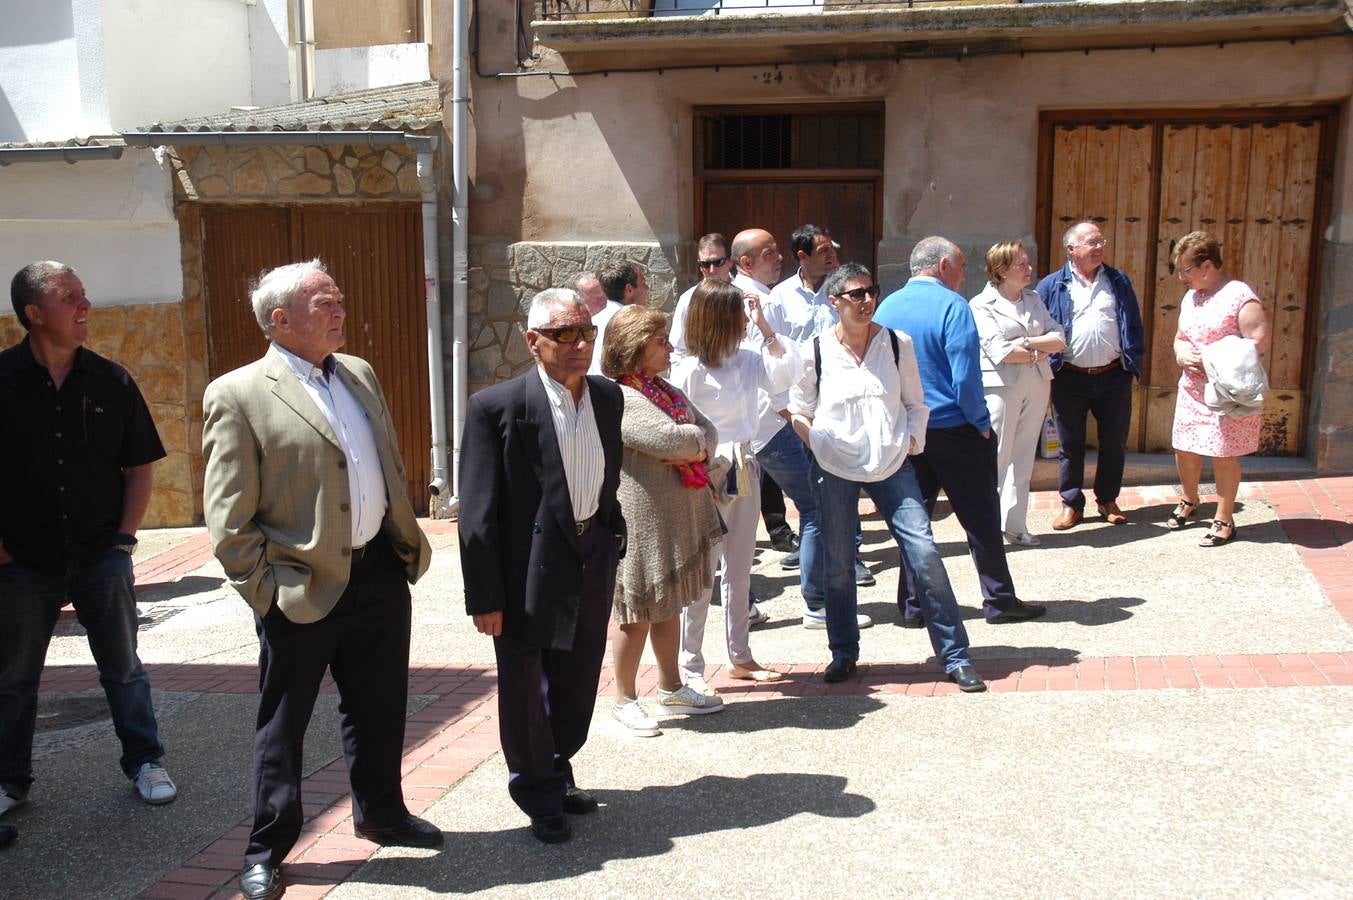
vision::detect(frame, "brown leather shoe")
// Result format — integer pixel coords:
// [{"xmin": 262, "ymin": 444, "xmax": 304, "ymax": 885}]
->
[
  {"xmin": 1051, "ymin": 506, "xmax": 1082, "ymax": 530},
  {"xmin": 1097, "ymin": 502, "xmax": 1128, "ymax": 525}
]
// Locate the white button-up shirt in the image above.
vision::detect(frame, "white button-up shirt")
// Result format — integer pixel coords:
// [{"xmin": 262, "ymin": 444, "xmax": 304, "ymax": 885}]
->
[
  {"xmin": 670, "ymin": 339, "xmax": 803, "ymax": 451},
  {"xmin": 1065, "ymin": 267, "xmax": 1122, "ymax": 368},
  {"xmin": 537, "ymin": 366, "xmax": 604, "ymax": 521},
  {"xmin": 273, "ymin": 343, "xmax": 388, "ymax": 547},
  {"xmin": 587, "ymin": 300, "xmax": 625, "ymax": 376},
  {"xmin": 789, "ymin": 327, "xmax": 930, "ymax": 483},
  {"xmin": 766, "ymin": 269, "xmax": 839, "ymax": 345}
]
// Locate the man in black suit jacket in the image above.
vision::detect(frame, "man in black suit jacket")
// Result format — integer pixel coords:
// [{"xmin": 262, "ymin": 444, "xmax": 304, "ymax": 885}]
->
[{"xmin": 458, "ymin": 287, "xmax": 625, "ymax": 845}]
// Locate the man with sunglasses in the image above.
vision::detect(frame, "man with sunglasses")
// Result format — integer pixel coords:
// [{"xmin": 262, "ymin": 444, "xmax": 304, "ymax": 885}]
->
[
  {"xmin": 1035, "ymin": 221, "xmax": 1145, "ymax": 530},
  {"xmin": 874, "ymin": 237, "xmax": 1047, "ymax": 627},
  {"xmin": 670, "ymin": 233, "xmax": 734, "ymax": 362},
  {"xmin": 459, "ymin": 288, "xmax": 626, "ymax": 846}
]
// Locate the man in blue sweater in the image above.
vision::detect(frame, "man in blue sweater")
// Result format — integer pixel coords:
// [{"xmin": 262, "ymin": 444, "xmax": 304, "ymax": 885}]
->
[{"xmin": 874, "ymin": 237, "xmax": 1046, "ymax": 625}]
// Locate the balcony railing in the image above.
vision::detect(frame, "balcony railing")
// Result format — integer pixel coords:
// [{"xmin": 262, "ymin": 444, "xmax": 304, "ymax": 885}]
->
[{"xmin": 539, "ymin": 0, "xmax": 1028, "ymax": 20}]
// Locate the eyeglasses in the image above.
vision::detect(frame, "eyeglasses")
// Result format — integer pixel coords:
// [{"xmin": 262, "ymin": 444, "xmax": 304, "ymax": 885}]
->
[
  {"xmin": 534, "ymin": 325, "xmax": 598, "ymax": 344},
  {"xmin": 832, "ymin": 284, "xmax": 881, "ymax": 303},
  {"xmin": 697, "ymin": 256, "xmax": 729, "ymax": 269},
  {"xmin": 1176, "ymin": 263, "xmax": 1201, "ymax": 277},
  {"xmin": 1078, "ymin": 238, "xmax": 1108, "ymax": 249}
]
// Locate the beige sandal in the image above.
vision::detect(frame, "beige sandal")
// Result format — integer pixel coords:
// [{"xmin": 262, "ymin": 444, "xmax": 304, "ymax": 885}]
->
[{"xmin": 728, "ymin": 664, "xmax": 783, "ymax": 682}]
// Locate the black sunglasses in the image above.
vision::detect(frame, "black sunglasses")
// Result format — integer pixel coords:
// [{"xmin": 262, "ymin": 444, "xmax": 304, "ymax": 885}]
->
[
  {"xmin": 534, "ymin": 325, "xmax": 598, "ymax": 344},
  {"xmin": 697, "ymin": 256, "xmax": 729, "ymax": 269},
  {"xmin": 832, "ymin": 284, "xmax": 881, "ymax": 303}
]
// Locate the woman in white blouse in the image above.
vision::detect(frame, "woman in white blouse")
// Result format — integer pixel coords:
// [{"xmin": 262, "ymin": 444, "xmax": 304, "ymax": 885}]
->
[
  {"xmin": 670, "ymin": 278, "xmax": 801, "ymax": 689},
  {"xmin": 969, "ymin": 241, "xmax": 1066, "ymax": 546},
  {"xmin": 789, "ymin": 262, "xmax": 984, "ymax": 691}
]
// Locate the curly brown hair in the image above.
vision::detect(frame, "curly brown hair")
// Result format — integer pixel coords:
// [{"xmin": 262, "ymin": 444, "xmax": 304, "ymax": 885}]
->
[
  {"xmin": 600, "ymin": 305, "xmax": 669, "ymax": 378},
  {"xmin": 1172, "ymin": 231, "xmax": 1223, "ymax": 271}
]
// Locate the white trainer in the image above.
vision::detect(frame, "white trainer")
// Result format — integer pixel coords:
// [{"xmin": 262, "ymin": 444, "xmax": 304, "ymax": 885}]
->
[
  {"xmin": 802, "ymin": 609, "xmax": 873, "ymax": 630},
  {"xmin": 0, "ymin": 788, "xmax": 23, "ymax": 817},
  {"xmin": 611, "ymin": 700, "xmax": 661, "ymax": 737},
  {"xmin": 133, "ymin": 762, "xmax": 178, "ymax": 805},
  {"xmin": 656, "ymin": 684, "xmax": 725, "ymax": 715}
]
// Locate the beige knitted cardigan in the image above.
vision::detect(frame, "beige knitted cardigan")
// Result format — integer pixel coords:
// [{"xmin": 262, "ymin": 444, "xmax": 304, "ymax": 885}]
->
[{"xmin": 612, "ymin": 382, "xmax": 724, "ymax": 624}]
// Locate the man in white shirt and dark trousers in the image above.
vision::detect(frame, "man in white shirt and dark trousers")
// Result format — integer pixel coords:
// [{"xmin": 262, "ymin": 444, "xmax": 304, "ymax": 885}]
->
[
  {"xmin": 1035, "ymin": 221, "xmax": 1146, "ymax": 530},
  {"xmin": 588, "ymin": 260, "xmax": 646, "ymax": 376}
]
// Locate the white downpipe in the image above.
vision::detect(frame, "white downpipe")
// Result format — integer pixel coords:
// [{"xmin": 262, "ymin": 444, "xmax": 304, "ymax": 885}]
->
[
  {"xmin": 292, "ymin": 0, "xmax": 316, "ymax": 101},
  {"xmin": 450, "ymin": 0, "xmax": 470, "ymax": 506},
  {"xmin": 420, "ymin": 147, "xmax": 452, "ymax": 515}
]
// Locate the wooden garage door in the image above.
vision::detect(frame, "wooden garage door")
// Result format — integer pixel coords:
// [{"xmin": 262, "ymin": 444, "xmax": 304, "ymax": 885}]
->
[
  {"xmin": 1038, "ymin": 109, "xmax": 1334, "ymax": 456},
  {"xmin": 201, "ymin": 204, "xmax": 431, "ymax": 513}
]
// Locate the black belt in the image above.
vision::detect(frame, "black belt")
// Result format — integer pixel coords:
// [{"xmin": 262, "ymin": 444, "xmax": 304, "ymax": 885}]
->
[
  {"xmin": 575, "ymin": 516, "xmax": 595, "ymax": 536},
  {"xmin": 349, "ymin": 533, "xmax": 384, "ymax": 562},
  {"xmin": 1061, "ymin": 361, "xmax": 1121, "ymax": 376}
]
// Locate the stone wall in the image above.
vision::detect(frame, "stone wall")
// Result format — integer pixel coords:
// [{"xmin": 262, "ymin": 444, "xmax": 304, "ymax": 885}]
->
[
  {"xmin": 169, "ymin": 142, "xmax": 423, "ymax": 202},
  {"xmin": 1309, "ymin": 240, "xmax": 1353, "ymax": 472},
  {"xmin": 462, "ymin": 239, "xmax": 688, "ymax": 394},
  {"xmin": 0, "ymin": 303, "xmax": 196, "ymax": 528}
]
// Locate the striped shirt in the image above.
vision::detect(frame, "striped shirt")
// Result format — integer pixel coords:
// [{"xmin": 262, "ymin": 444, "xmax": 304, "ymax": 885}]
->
[
  {"xmin": 536, "ymin": 366, "xmax": 604, "ymax": 522},
  {"xmin": 273, "ymin": 343, "xmax": 388, "ymax": 547}
]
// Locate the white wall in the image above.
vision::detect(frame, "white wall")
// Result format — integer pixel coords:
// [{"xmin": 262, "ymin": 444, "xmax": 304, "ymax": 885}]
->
[
  {"xmin": 101, "ymin": 0, "xmax": 253, "ymax": 129},
  {"xmin": 314, "ymin": 42, "xmax": 429, "ymax": 96},
  {"xmin": 249, "ymin": 0, "xmax": 295, "ymax": 107},
  {"xmin": 0, "ymin": 0, "xmax": 109, "ymax": 141},
  {"xmin": 0, "ymin": 151, "xmax": 182, "ymax": 305}
]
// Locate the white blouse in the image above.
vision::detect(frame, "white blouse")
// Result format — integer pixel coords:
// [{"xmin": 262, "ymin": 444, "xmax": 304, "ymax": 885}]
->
[
  {"xmin": 789, "ymin": 327, "xmax": 930, "ymax": 483},
  {"xmin": 670, "ymin": 339, "xmax": 803, "ymax": 450}
]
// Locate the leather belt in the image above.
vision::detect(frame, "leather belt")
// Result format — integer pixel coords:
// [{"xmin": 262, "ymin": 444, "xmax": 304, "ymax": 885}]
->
[
  {"xmin": 575, "ymin": 516, "xmax": 595, "ymax": 536},
  {"xmin": 350, "ymin": 542, "xmax": 372, "ymax": 561},
  {"xmin": 1061, "ymin": 361, "xmax": 1121, "ymax": 376}
]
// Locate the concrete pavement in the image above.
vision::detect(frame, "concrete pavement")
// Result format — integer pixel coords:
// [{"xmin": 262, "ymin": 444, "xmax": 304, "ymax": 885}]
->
[{"xmin": 2, "ymin": 476, "xmax": 1351, "ymax": 898}]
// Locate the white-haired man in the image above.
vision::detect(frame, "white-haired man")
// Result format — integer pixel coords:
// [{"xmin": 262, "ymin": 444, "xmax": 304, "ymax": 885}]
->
[
  {"xmin": 202, "ymin": 259, "xmax": 436, "ymax": 900},
  {"xmin": 459, "ymin": 288, "xmax": 626, "ymax": 846}
]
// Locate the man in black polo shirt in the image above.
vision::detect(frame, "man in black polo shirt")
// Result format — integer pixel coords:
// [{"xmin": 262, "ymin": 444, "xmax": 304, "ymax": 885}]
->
[{"xmin": 0, "ymin": 261, "xmax": 177, "ymax": 836}]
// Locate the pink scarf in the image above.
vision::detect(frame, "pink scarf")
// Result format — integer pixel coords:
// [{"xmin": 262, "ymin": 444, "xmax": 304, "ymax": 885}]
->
[{"xmin": 617, "ymin": 372, "xmax": 710, "ymax": 490}]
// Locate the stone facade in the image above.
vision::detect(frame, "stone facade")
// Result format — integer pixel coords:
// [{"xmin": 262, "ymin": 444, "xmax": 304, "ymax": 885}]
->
[
  {"xmin": 1309, "ymin": 241, "xmax": 1353, "ymax": 473},
  {"xmin": 169, "ymin": 142, "xmax": 424, "ymax": 203},
  {"xmin": 461, "ymin": 239, "xmax": 689, "ymax": 395},
  {"xmin": 0, "ymin": 303, "xmax": 196, "ymax": 529}
]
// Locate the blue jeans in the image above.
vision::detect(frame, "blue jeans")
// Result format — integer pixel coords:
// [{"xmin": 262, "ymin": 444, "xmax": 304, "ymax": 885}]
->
[
  {"xmin": 810, "ymin": 459, "xmax": 972, "ymax": 673},
  {"xmin": 755, "ymin": 424, "xmax": 824, "ymax": 608},
  {"xmin": 0, "ymin": 551, "xmax": 163, "ymax": 798}
]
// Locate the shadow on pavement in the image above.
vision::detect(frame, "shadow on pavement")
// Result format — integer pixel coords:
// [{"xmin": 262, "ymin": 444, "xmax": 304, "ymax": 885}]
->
[
  {"xmin": 136, "ymin": 574, "xmax": 226, "ymax": 602},
  {"xmin": 350, "ymin": 773, "xmax": 876, "ymax": 892},
  {"xmin": 667, "ymin": 694, "xmax": 886, "ymax": 733}
]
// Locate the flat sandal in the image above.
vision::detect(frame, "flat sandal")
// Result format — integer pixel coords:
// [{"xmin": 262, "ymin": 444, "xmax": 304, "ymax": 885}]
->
[
  {"xmin": 1199, "ymin": 519, "xmax": 1235, "ymax": 547},
  {"xmin": 1166, "ymin": 499, "xmax": 1198, "ymax": 530}
]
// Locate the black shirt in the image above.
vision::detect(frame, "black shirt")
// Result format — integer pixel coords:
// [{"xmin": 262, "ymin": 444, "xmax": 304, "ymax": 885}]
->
[{"xmin": 0, "ymin": 338, "xmax": 166, "ymax": 575}]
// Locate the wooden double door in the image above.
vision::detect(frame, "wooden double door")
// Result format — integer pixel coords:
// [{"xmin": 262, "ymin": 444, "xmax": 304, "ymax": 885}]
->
[
  {"xmin": 199, "ymin": 203, "xmax": 431, "ymax": 512},
  {"xmin": 1037, "ymin": 108, "xmax": 1335, "ymax": 455}
]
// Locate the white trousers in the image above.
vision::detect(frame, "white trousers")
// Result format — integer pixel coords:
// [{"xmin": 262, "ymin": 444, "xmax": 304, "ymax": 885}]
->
[
  {"xmin": 680, "ymin": 459, "xmax": 760, "ymax": 680},
  {"xmin": 985, "ymin": 367, "xmax": 1051, "ymax": 534}
]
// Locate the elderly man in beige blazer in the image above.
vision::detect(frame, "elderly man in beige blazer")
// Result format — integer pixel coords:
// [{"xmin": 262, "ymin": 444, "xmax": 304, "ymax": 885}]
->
[{"xmin": 202, "ymin": 259, "xmax": 434, "ymax": 900}]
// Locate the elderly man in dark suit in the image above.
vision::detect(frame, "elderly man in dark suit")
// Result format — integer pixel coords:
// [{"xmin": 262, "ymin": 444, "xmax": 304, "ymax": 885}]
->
[
  {"xmin": 202, "ymin": 259, "xmax": 435, "ymax": 900},
  {"xmin": 458, "ymin": 287, "xmax": 626, "ymax": 845}
]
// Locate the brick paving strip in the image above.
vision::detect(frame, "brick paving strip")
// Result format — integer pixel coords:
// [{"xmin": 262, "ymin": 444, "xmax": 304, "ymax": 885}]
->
[{"xmin": 58, "ymin": 476, "xmax": 1342, "ymax": 898}]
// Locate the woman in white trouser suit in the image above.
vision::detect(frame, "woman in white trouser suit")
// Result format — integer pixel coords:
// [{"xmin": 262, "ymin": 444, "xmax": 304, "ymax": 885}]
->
[
  {"xmin": 970, "ymin": 242, "xmax": 1067, "ymax": 546},
  {"xmin": 670, "ymin": 278, "xmax": 801, "ymax": 690}
]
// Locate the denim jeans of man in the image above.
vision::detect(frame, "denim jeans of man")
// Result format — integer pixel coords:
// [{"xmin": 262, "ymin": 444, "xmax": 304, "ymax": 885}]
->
[
  {"xmin": 0, "ymin": 550, "xmax": 164, "ymax": 799},
  {"xmin": 810, "ymin": 458, "xmax": 972, "ymax": 673}
]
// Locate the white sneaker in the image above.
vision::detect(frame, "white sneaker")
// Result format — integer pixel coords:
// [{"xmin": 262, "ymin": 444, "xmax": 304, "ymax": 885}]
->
[
  {"xmin": 684, "ymin": 675, "xmax": 717, "ymax": 697},
  {"xmin": 656, "ymin": 684, "xmax": 725, "ymax": 715},
  {"xmin": 1004, "ymin": 531, "xmax": 1041, "ymax": 546},
  {"xmin": 133, "ymin": 762, "xmax": 178, "ymax": 805},
  {"xmin": 611, "ymin": 700, "xmax": 661, "ymax": 737},
  {"xmin": 748, "ymin": 603, "xmax": 771, "ymax": 627},
  {"xmin": 0, "ymin": 788, "xmax": 23, "ymax": 817},
  {"xmin": 802, "ymin": 609, "xmax": 873, "ymax": 630}
]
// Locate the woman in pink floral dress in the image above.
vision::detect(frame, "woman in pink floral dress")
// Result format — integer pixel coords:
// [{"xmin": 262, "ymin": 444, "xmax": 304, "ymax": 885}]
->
[{"xmin": 1168, "ymin": 231, "xmax": 1271, "ymax": 546}]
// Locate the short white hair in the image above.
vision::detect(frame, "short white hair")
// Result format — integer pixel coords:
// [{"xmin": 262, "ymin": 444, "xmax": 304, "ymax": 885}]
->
[
  {"xmin": 526, "ymin": 288, "xmax": 587, "ymax": 330},
  {"xmin": 1063, "ymin": 221, "xmax": 1096, "ymax": 251},
  {"xmin": 251, "ymin": 258, "xmax": 327, "ymax": 339},
  {"xmin": 909, "ymin": 236, "xmax": 960, "ymax": 276}
]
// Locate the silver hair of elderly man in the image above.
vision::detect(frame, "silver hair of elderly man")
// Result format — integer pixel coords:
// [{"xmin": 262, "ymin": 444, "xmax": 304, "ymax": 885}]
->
[
  {"xmin": 525, "ymin": 287, "xmax": 587, "ymax": 330},
  {"xmin": 250, "ymin": 258, "xmax": 328, "ymax": 339},
  {"xmin": 908, "ymin": 236, "xmax": 962, "ymax": 276}
]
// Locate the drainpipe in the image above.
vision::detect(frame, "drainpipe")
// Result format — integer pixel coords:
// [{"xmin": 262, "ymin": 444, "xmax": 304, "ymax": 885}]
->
[
  {"xmin": 293, "ymin": 0, "xmax": 316, "ymax": 101},
  {"xmin": 420, "ymin": 145, "xmax": 452, "ymax": 515},
  {"xmin": 450, "ymin": 0, "xmax": 470, "ymax": 508}
]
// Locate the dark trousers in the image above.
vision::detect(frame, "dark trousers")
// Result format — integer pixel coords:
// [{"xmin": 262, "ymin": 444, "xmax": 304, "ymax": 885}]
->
[
  {"xmin": 246, "ymin": 532, "xmax": 412, "ymax": 868},
  {"xmin": 760, "ymin": 467, "xmax": 790, "ymax": 537},
  {"xmin": 897, "ymin": 424, "xmax": 1019, "ymax": 619},
  {"xmin": 1050, "ymin": 365, "xmax": 1134, "ymax": 511},
  {"xmin": 492, "ymin": 524, "xmax": 614, "ymax": 820}
]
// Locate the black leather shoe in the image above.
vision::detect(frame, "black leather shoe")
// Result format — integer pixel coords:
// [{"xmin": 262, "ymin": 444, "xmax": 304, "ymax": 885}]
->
[
  {"xmin": 898, "ymin": 616, "xmax": 925, "ymax": 629},
  {"xmin": 948, "ymin": 665, "xmax": 987, "ymax": 693},
  {"xmin": 355, "ymin": 814, "xmax": 444, "ymax": 848},
  {"xmin": 823, "ymin": 657, "xmax": 858, "ymax": 683},
  {"xmin": 769, "ymin": 529, "xmax": 799, "ymax": 553},
  {"xmin": 987, "ymin": 600, "xmax": 1048, "ymax": 624},
  {"xmin": 530, "ymin": 814, "xmax": 573, "ymax": 844},
  {"xmin": 0, "ymin": 823, "xmax": 16, "ymax": 848},
  {"xmin": 239, "ymin": 863, "xmax": 283, "ymax": 900},
  {"xmin": 562, "ymin": 786, "xmax": 598, "ymax": 815}
]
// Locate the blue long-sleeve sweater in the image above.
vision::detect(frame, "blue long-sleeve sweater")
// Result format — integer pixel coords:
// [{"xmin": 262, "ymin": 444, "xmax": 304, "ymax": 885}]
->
[{"xmin": 873, "ymin": 276, "xmax": 992, "ymax": 433}]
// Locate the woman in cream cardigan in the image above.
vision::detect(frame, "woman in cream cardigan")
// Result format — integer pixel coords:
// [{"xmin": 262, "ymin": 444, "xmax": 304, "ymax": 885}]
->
[
  {"xmin": 600, "ymin": 304, "xmax": 726, "ymax": 738},
  {"xmin": 970, "ymin": 241, "xmax": 1066, "ymax": 546}
]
